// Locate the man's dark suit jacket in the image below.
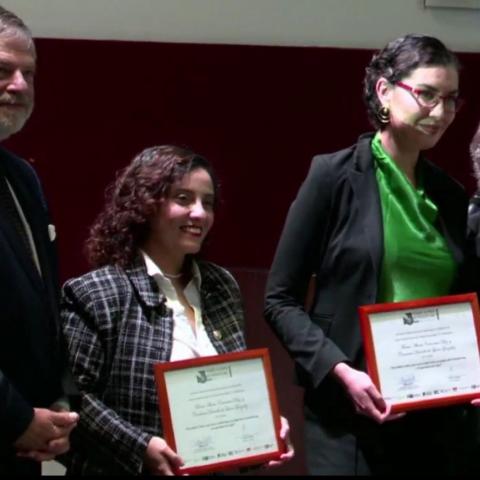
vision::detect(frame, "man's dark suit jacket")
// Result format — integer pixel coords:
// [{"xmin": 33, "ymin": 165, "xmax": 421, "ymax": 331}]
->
[
  {"xmin": 265, "ymin": 132, "xmax": 476, "ymax": 419},
  {"xmin": 0, "ymin": 147, "xmax": 65, "ymax": 467}
]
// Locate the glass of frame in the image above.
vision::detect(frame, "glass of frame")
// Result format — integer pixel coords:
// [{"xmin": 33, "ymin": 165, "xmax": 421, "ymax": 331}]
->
[
  {"xmin": 359, "ymin": 293, "xmax": 480, "ymax": 412},
  {"xmin": 154, "ymin": 348, "xmax": 283, "ymax": 475}
]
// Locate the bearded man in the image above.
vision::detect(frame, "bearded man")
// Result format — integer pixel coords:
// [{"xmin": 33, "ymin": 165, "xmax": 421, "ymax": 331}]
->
[{"xmin": 0, "ymin": 5, "xmax": 78, "ymax": 475}]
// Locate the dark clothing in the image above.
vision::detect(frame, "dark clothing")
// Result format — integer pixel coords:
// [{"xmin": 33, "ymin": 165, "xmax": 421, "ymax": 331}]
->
[
  {"xmin": 265, "ymin": 133, "xmax": 478, "ymax": 475},
  {"xmin": 0, "ymin": 457, "xmax": 40, "ymax": 476},
  {"xmin": 0, "ymin": 147, "xmax": 69, "ymax": 474},
  {"xmin": 468, "ymin": 193, "xmax": 480, "ymax": 256}
]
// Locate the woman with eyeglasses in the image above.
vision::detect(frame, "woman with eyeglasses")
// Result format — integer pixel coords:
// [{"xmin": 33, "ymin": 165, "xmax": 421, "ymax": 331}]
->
[
  {"xmin": 265, "ymin": 34, "xmax": 478, "ymax": 475},
  {"xmin": 60, "ymin": 146, "xmax": 293, "ymax": 475}
]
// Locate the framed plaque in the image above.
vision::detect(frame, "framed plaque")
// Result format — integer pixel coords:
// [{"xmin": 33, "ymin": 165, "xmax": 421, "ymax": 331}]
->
[
  {"xmin": 154, "ymin": 348, "xmax": 283, "ymax": 475},
  {"xmin": 359, "ymin": 293, "xmax": 480, "ymax": 412}
]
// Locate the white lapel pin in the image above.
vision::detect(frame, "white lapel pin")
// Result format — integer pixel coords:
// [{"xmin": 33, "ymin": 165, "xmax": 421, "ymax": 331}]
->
[{"xmin": 48, "ymin": 224, "xmax": 56, "ymax": 242}]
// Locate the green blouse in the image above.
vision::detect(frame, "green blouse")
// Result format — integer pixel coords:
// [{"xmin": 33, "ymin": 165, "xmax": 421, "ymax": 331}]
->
[{"xmin": 372, "ymin": 132, "xmax": 456, "ymax": 302}]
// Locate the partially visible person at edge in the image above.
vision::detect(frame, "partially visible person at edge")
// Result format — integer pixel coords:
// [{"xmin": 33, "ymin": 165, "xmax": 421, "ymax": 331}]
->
[
  {"xmin": 468, "ymin": 123, "xmax": 480, "ymax": 250},
  {"xmin": 264, "ymin": 33, "xmax": 479, "ymax": 476},
  {"xmin": 60, "ymin": 145, "xmax": 294, "ymax": 475},
  {"xmin": 0, "ymin": 4, "xmax": 79, "ymax": 476}
]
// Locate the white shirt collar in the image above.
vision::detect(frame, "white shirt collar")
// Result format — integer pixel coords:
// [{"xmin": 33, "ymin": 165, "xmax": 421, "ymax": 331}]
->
[{"xmin": 140, "ymin": 250, "xmax": 202, "ymax": 288}]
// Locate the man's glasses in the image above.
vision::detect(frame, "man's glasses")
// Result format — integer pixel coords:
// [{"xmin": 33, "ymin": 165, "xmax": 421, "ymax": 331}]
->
[{"xmin": 396, "ymin": 81, "xmax": 463, "ymax": 113}]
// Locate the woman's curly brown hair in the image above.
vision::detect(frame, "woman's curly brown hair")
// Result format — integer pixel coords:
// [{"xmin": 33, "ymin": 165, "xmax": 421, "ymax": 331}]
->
[{"xmin": 86, "ymin": 145, "xmax": 218, "ymax": 268}]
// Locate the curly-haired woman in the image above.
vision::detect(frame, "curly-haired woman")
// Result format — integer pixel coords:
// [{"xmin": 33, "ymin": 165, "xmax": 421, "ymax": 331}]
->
[
  {"xmin": 60, "ymin": 146, "xmax": 293, "ymax": 475},
  {"xmin": 265, "ymin": 34, "xmax": 479, "ymax": 475}
]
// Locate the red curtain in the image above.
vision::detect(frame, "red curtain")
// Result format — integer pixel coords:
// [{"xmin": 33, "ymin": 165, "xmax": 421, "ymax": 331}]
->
[{"xmin": 6, "ymin": 39, "xmax": 480, "ymax": 278}]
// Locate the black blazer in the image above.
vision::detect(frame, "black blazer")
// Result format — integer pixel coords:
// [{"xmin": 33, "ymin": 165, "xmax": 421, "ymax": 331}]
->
[
  {"xmin": 264, "ymin": 133, "xmax": 475, "ymax": 412},
  {"xmin": 0, "ymin": 147, "xmax": 65, "ymax": 453}
]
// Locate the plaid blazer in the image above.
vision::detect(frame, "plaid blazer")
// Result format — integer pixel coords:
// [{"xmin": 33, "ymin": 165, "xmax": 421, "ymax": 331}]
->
[{"xmin": 61, "ymin": 255, "xmax": 246, "ymax": 475}]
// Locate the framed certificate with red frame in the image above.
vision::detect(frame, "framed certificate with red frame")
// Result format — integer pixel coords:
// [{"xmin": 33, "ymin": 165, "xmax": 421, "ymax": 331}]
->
[
  {"xmin": 153, "ymin": 348, "xmax": 284, "ymax": 475},
  {"xmin": 359, "ymin": 293, "xmax": 480, "ymax": 413}
]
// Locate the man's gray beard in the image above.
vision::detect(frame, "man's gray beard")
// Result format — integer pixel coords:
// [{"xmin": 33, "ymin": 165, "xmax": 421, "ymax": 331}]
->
[{"xmin": 0, "ymin": 111, "xmax": 31, "ymax": 141}]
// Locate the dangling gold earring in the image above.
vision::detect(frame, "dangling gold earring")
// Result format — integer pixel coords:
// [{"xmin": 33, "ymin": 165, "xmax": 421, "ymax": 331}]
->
[{"xmin": 377, "ymin": 106, "xmax": 390, "ymax": 125}]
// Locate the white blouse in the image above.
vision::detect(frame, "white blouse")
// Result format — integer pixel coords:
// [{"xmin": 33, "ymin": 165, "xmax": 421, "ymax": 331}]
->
[{"xmin": 142, "ymin": 251, "xmax": 218, "ymax": 361}]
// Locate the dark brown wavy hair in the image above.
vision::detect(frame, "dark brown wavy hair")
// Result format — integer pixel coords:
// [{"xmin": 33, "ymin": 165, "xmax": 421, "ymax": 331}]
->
[
  {"xmin": 363, "ymin": 34, "xmax": 460, "ymax": 130},
  {"xmin": 86, "ymin": 145, "xmax": 219, "ymax": 268}
]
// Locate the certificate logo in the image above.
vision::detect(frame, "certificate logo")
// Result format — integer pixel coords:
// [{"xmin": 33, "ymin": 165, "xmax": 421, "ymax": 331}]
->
[
  {"xmin": 197, "ymin": 370, "xmax": 208, "ymax": 384},
  {"xmin": 402, "ymin": 308, "xmax": 440, "ymax": 326},
  {"xmin": 402, "ymin": 312, "xmax": 417, "ymax": 325},
  {"xmin": 196, "ymin": 365, "xmax": 233, "ymax": 384}
]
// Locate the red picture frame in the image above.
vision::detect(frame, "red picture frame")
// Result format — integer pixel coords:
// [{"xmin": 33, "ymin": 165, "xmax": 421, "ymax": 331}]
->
[
  {"xmin": 154, "ymin": 348, "xmax": 283, "ymax": 475},
  {"xmin": 359, "ymin": 293, "xmax": 480, "ymax": 413}
]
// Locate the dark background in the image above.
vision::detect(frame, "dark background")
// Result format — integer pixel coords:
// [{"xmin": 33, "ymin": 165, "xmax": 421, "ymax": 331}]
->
[{"xmin": 7, "ymin": 39, "xmax": 480, "ymax": 475}]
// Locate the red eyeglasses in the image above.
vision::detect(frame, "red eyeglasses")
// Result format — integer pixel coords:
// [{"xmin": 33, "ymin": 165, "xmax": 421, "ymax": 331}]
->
[{"xmin": 396, "ymin": 81, "xmax": 464, "ymax": 113}]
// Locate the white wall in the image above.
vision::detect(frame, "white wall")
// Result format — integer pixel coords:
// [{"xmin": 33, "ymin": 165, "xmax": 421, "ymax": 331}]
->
[{"xmin": 1, "ymin": 0, "xmax": 480, "ymax": 51}]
